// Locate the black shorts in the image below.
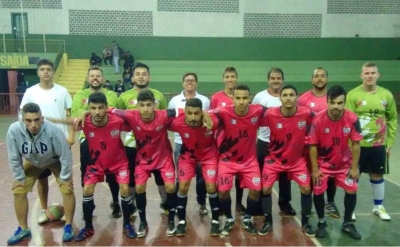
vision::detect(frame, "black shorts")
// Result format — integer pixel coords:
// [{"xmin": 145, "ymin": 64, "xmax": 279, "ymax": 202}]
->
[
  {"xmin": 38, "ymin": 168, "xmax": 52, "ymax": 179},
  {"xmin": 359, "ymin": 146, "xmax": 388, "ymax": 174}
]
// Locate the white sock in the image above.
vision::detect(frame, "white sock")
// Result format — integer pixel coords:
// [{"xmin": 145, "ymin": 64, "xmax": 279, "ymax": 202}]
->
[{"xmin": 370, "ymin": 179, "xmax": 384, "ymax": 206}]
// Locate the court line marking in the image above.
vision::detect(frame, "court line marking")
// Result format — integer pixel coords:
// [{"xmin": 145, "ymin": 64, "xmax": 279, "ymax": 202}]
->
[
  {"xmin": 272, "ymin": 188, "xmax": 322, "ymax": 247},
  {"xmin": 31, "ymin": 162, "xmax": 81, "ymax": 246},
  {"xmin": 384, "ymin": 177, "xmax": 400, "ymax": 187}
]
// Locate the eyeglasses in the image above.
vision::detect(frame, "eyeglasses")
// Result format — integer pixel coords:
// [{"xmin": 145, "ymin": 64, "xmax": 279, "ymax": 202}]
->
[{"xmin": 184, "ymin": 79, "xmax": 196, "ymax": 83}]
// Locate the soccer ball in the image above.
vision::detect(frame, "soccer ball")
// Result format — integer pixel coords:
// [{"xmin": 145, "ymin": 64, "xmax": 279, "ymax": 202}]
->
[{"xmin": 45, "ymin": 203, "xmax": 65, "ymax": 221}]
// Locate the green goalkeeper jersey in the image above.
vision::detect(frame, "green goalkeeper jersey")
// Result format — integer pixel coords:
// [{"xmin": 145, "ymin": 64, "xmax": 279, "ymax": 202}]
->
[
  {"xmin": 345, "ymin": 85, "xmax": 397, "ymax": 148},
  {"xmin": 71, "ymin": 88, "xmax": 118, "ymax": 138},
  {"xmin": 117, "ymin": 88, "xmax": 167, "ymax": 147}
]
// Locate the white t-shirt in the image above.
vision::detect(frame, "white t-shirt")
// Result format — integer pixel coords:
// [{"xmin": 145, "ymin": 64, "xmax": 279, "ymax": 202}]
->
[
  {"xmin": 168, "ymin": 91, "xmax": 210, "ymax": 144},
  {"xmin": 20, "ymin": 83, "xmax": 72, "ymax": 137},
  {"xmin": 252, "ymin": 89, "xmax": 282, "ymax": 142}
]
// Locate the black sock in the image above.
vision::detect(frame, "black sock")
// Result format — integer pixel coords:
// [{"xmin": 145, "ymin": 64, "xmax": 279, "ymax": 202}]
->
[
  {"xmin": 83, "ymin": 195, "xmax": 95, "ymax": 229},
  {"xmin": 261, "ymin": 194, "xmax": 273, "ymax": 223},
  {"xmin": 177, "ymin": 193, "xmax": 188, "ymax": 221},
  {"xmin": 208, "ymin": 192, "xmax": 220, "ymax": 221},
  {"xmin": 235, "ymin": 177, "xmax": 243, "ymax": 205},
  {"xmin": 136, "ymin": 192, "xmax": 147, "ymax": 223},
  {"xmin": 301, "ymin": 193, "xmax": 312, "ymax": 225},
  {"xmin": 109, "ymin": 180, "xmax": 120, "ymax": 203},
  {"xmin": 167, "ymin": 192, "xmax": 177, "ymax": 222},
  {"xmin": 244, "ymin": 196, "xmax": 260, "ymax": 218},
  {"xmin": 326, "ymin": 177, "xmax": 336, "ymax": 203},
  {"xmin": 313, "ymin": 193, "xmax": 325, "ymax": 220},
  {"xmin": 220, "ymin": 196, "xmax": 233, "ymax": 219},
  {"xmin": 344, "ymin": 193, "xmax": 357, "ymax": 223},
  {"xmin": 121, "ymin": 194, "xmax": 133, "ymax": 225}
]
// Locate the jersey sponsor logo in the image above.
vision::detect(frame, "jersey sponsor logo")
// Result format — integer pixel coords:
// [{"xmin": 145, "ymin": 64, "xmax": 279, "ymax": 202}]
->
[
  {"xmin": 165, "ymin": 171, "xmax": 174, "ymax": 179},
  {"xmin": 361, "ymin": 100, "xmax": 366, "ymax": 106},
  {"xmin": 129, "ymin": 99, "xmax": 137, "ymax": 105},
  {"xmin": 298, "ymin": 120, "xmax": 306, "ymax": 130},
  {"xmin": 207, "ymin": 169, "xmax": 216, "ymax": 178},
  {"xmin": 89, "ymin": 132, "xmax": 94, "ymax": 137},
  {"xmin": 251, "ymin": 117, "xmax": 258, "ymax": 125},
  {"xmin": 82, "ymin": 98, "xmax": 88, "ymax": 104},
  {"xmin": 119, "ymin": 170, "xmax": 128, "ymax": 178},
  {"xmin": 343, "ymin": 127, "xmax": 351, "ymax": 135},
  {"xmin": 381, "ymin": 100, "xmax": 387, "ymax": 107},
  {"xmin": 298, "ymin": 174, "xmax": 307, "ymax": 182},
  {"xmin": 324, "ymin": 128, "xmax": 329, "ymax": 133},
  {"xmin": 231, "ymin": 119, "xmax": 236, "ymax": 124},
  {"xmin": 345, "ymin": 178, "xmax": 354, "ymax": 186},
  {"xmin": 22, "ymin": 142, "xmax": 48, "ymax": 155},
  {"xmin": 111, "ymin": 129, "xmax": 120, "ymax": 138},
  {"xmin": 136, "ymin": 126, "xmax": 141, "ymax": 131},
  {"xmin": 156, "ymin": 125, "xmax": 163, "ymax": 131},
  {"xmin": 252, "ymin": 177, "xmax": 261, "ymax": 185},
  {"xmin": 276, "ymin": 123, "xmax": 282, "ymax": 129},
  {"xmin": 184, "ymin": 133, "xmax": 190, "ymax": 138},
  {"xmin": 205, "ymin": 130, "xmax": 213, "ymax": 137},
  {"xmin": 309, "ymin": 102, "xmax": 315, "ymax": 107},
  {"xmin": 222, "ymin": 102, "xmax": 226, "ymax": 106}
]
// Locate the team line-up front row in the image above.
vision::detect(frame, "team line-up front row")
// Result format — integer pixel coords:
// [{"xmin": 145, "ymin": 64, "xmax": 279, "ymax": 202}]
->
[{"xmin": 8, "ymin": 79, "xmax": 396, "ymax": 244}]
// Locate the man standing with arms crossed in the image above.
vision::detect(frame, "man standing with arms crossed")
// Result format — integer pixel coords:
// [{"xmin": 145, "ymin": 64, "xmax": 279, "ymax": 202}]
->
[{"xmin": 345, "ymin": 62, "xmax": 397, "ymax": 220}]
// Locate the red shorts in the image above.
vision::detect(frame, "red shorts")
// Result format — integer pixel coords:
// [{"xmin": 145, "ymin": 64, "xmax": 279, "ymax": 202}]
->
[
  {"xmin": 313, "ymin": 169, "xmax": 358, "ymax": 195},
  {"xmin": 135, "ymin": 158, "xmax": 176, "ymax": 185},
  {"xmin": 178, "ymin": 158, "xmax": 217, "ymax": 183},
  {"xmin": 262, "ymin": 158, "xmax": 310, "ymax": 187},
  {"xmin": 218, "ymin": 161, "xmax": 261, "ymax": 192},
  {"xmin": 84, "ymin": 161, "xmax": 130, "ymax": 185}
]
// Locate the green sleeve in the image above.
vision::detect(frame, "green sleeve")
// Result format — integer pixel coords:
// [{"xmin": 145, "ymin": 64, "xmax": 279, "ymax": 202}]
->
[
  {"xmin": 345, "ymin": 91, "xmax": 357, "ymax": 112},
  {"xmin": 107, "ymin": 91, "xmax": 118, "ymax": 108},
  {"xmin": 159, "ymin": 93, "xmax": 167, "ymax": 110},
  {"xmin": 385, "ymin": 95, "xmax": 398, "ymax": 148},
  {"xmin": 71, "ymin": 91, "xmax": 87, "ymax": 117},
  {"xmin": 116, "ymin": 95, "xmax": 126, "ymax": 110}
]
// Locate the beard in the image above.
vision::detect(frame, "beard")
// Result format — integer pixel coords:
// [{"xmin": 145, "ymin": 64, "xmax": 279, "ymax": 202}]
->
[{"xmin": 135, "ymin": 83, "xmax": 148, "ymax": 89}]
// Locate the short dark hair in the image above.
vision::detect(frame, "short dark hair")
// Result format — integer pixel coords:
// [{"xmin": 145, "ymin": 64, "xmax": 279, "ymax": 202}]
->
[
  {"xmin": 133, "ymin": 63, "xmax": 150, "ymax": 75},
  {"xmin": 280, "ymin": 84, "xmax": 298, "ymax": 95},
  {"xmin": 137, "ymin": 89, "xmax": 155, "ymax": 102},
  {"xmin": 183, "ymin": 72, "xmax": 198, "ymax": 82},
  {"xmin": 185, "ymin": 98, "xmax": 202, "ymax": 109},
  {"xmin": 88, "ymin": 92, "xmax": 108, "ymax": 105},
  {"xmin": 223, "ymin": 66, "xmax": 237, "ymax": 77},
  {"xmin": 234, "ymin": 84, "xmax": 250, "ymax": 94},
  {"xmin": 267, "ymin": 67, "xmax": 284, "ymax": 80},
  {"xmin": 88, "ymin": 65, "xmax": 103, "ymax": 75},
  {"xmin": 37, "ymin": 59, "xmax": 54, "ymax": 69},
  {"xmin": 22, "ymin": 103, "xmax": 41, "ymax": 114},
  {"xmin": 312, "ymin": 67, "xmax": 329, "ymax": 78},
  {"xmin": 327, "ymin": 85, "xmax": 347, "ymax": 101}
]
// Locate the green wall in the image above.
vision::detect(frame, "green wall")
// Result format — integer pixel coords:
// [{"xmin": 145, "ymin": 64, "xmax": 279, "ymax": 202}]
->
[{"xmin": 3, "ymin": 35, "xmax": 400, "ymax": 61}]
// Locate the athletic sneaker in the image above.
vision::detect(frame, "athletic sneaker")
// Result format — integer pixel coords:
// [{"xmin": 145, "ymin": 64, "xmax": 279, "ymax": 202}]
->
[
  {"xmin": 123, "ymin": 224, "xmax": 137, "ymax": 239},
  {"xmin": 257, "ymin": 221, "xmax": 273, "ymax": 236},
  {"xmin": 241, "ymin": 219, "xmax": 257, "ymax": 235},
  {"xmin": 38, "ymin": 209, "xmax": 49, "ymax": 224},
  {"xmin": 160, "ymin": 202, "xmax": 169, "ymax": 215},
  {"xmin": 352, "ymin": 212, "xmax": 356, "ymax": 221},
  {"xmin": 221, "ymin": 220, "xmax": 235, "ymax": 236},
  {"xmin": 175, "ymin": 220, "xmax": 187, "ymax": 237},
  {"xmin": 235, "ymin": 204, "xmax": 246, "ymax": 215},
  {"xmin": 7, "ymin": 227, "xmax": 31, "ymax": 245},
  {"xmin": 210, "ymin": 220, "xmax": 221, "ymax": 236},
  {"xmin": 110, "ymin": 201, "xmax": 122, "ymax": 218},
  {"xmin": 372, "ymin": 205, "xmax": 391, "ymax": 221},
  {"xmin": 62, "ymin": 224, "xmax": 74, "ymax": 242},
  {"xmin": 302, "ymin": 224, "xmax": 316, "ymax": 237},
  {"xmin": 166, "ymin": 220, "xmax": 176, "ymax": 236},
  {"xmin": 326, "ymin": 202, "xmax": 340, "ymax": 218},
  {"xmin": 316, "ymin": 222, "xmax": 327, "ymax": 238},
  {"xmin": 75, "ymin": 228, "xmax": 94, "ymax": 242},
  {"xmin": 199, "ymin": 205, "xmax": 208, "ymax": 215},
  {"xmin": 342, "ymin": 222, "xmax": 361, "ymax": 240},
  {"xmin": 279, "ymin": 203, "xmax": 296, "ymax": 216},
  {"xmin": 137, "ymin": 222, "xmax": 149, "ymax": 238}
]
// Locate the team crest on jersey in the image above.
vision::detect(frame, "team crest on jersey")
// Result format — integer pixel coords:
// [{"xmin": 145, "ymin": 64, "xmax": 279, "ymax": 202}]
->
[
  {"xmin": 89, "ymin": 132, "xmax": 94, "ymax": 137},
  {"xmin": 129, "ymin": 99, "xmax": 137, "ymax": 105},
  {"xmin": 251, "ymin": 117, "xmax": 258, "ymax": 125},
  {"xmin": 298, "ymin": 120, "xmax": 306, "ymax": 130},
  {"xmin": 252, "ymin": 177, "xmax": 261, "ymax": 185},
  {"xmin": 298, "ymin": 174, "xmax": 307, "ymax": 182},
  {"xmin": 222, "ymin": 102, "xmax": 226, "ymax": 106},
  {"xmin": 343, "ymin": 127, "xmax": 351, "ymax": 135},
  {"xmin": 345, "ymin": 178, "xmax": 354, "ymax": 186},
  {"xmin": 207, "ymin": 169, "xmax": 216, "ymax": 178},
  {"xmin": 381, "ymin": 100, "xmax": 387, "ymax": 107},
  {"xmin": 231, "ymin": 119, "xmax": 236, "ymax": 124},
  {"xmin": 184, "ymin": 133, "xmax": 190, "ymax": 138},
  {"xmin": 82, "ymin": 99, "xmax": 88, "ymax": 104},
  {"xmin": 111, "ymin": 129, "xmax": 120, "ymax": 138},
  {"xmin": 205, "ymin": 130, "xmax": 213, "ymax": 137},
  {"xmin": 119, "ymin": 170, "xmax": 127, "ymax": 178},
  {"xmin": 165, "ymin": 171, "xmax": 174, "ymax": 179},
  {"xmin": 276, "ymin": 123, "xmax": 282, "ymax": 129},
  {"xmin": 324, "ymin": 128, "xmax": 329, "ymax": 133},
  {"xmin": 156, "ymin": 125, "xmax": 163, "ymax": 131},
  {"xmin": 155, "ymin": 100, "xmax": 160, "ymax": 106}
]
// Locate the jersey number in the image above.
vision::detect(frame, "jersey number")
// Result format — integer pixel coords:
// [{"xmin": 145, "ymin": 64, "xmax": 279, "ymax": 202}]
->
[
  {"xmin": 238, "ymin": 130, "xmax": 248, "ymax": 138},
  {"xmin": 101, "ymin": 141, "xmax": 107, "ymax": 150},
  {"xmin": 332, "ymin": 137, "xmax": 340, "ymax": 146},
  {"xmin": 369, "ymin": 109, "xmax": 379, "ymax": 118}
]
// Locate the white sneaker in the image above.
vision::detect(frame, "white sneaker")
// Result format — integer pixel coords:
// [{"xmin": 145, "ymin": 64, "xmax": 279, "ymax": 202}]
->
[
  {"xmin": 38, "ymin": 209, "xmax": 49, "ymax": 224},
  {"xmin": 372, "ymin": 205, "xmax": 391, "ymax": 221},
  {"xmin": 351, "ymin": 212, "xmax": 356, "ymax": 221}
]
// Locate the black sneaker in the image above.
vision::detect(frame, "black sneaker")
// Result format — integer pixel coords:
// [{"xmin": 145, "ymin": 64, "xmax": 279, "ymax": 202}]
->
[
  {"xmin": 302, "ymin": 224, "xmax": 316, "ymax": 237},
  {"xmin": 326, "ymin": 202, "xmax": 340, "ymax": 218},
  {"xmin": 342, "ymin": 222, "xmax": 361, "ymax": 240},
  {"xmin": 221, "ymin": 220, "xmax": 235, "ymax": 236},
  {"xmin": 210, "ymin": 220, "xmax": 221, "ymax": 236},
  {"xmin": 235, "ymin": 204, "xmax": 246, "ymax": 215},
  {"xmin": 241, "ymin": 219, "xmax": 257, "ymax": 235},
  {"xmin": 166, "ymin": 220, "xmax": 176, "ymax": 237},
  {"xmin": 175, "ymin": 220, "xmax": 187, "ymax": 237},
  {"xmin": 137, "ymin": 222, "xmax": 149, "ymax": 238},
  {"xmin": 279, "ymin": 203, "xmax": 296, "ymax": 216},
  {"xmin": 110, "ymin": 202, "xmax": 122, "ymax": 218},
  {"xmin": 258, "ymin": 221, "xmax": 273, "ymax": 236},
  {"xmin": 316, "ymin": 222, "xmax": 327, "ymax": 238}
]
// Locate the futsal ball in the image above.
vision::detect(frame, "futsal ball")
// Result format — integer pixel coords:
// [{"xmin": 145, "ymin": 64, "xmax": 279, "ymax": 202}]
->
[{"xmin": 46, "ymin": 203, "xmax": 65, "ymax": 221}]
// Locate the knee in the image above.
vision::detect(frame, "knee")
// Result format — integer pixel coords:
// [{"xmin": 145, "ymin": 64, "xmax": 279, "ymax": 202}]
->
[
  {"xmin": 262, "ymin": 187, "xmax": 272, "ymax": 195},
  {"xmin": 219, "ymin": 191, "xmax": 230, "ymax": 199},
  {"xmin": 178, "ymin": 183, "xmax": 189, "ymax": 195},
  {"xmin": 165, "ymin": 183, "xmax": 175, "ymax": 193},
  {"xmin": 248, "ymin": 190, "xmax": 260, "ymax": 200},
  {"xmin": 205, "ymin": 183, "xmax": 216, "ymax": 193},
  {"xmin": 119, "ymin": 184, "xmax": 130, "ymax": 197},
  {"xmin": 83, "ymin": 186, "xmax": 94, "ymax": 196},
  {"xmin": 135, "ymin": 185, "xmax": 146, "ymax": 194},
  {"xmin": 300, "ymin": 186, "xmax": 311, "ymax": 195},
  {"xmin": 370, "ymin": 173, "xmax": 383, "ymax": 180}
]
